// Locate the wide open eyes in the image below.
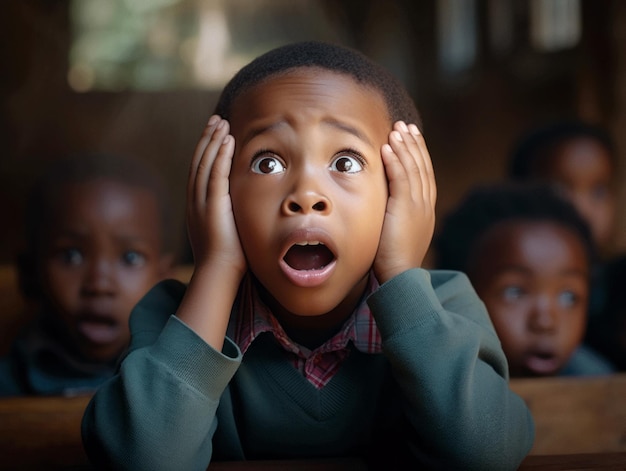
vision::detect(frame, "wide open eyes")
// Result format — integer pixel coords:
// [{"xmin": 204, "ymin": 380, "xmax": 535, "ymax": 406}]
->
[
  {"xmin": 501, "ymin": 285, "xmax": 525, "ymax": 302},
  {"xmin": 557, "ymin": 290, "xmax": 580, "ymax": 309},
  {"xmin": 121, "ymin": 250, "xmax": 147, "ymax": 268},
  {"xmin": 330, "ymin": 153, "xmax": 364, "ymax": 174},
  {"xmin": 251, "ymin": 155, "xmax": 286, "ymax": 174},
  {"xmin": 250, "ymin": 150, "xmax": 365, "ymax": 175},
  {"xmin": 60, "ymin": 247, "xmax": 84, "ymax": 266}
]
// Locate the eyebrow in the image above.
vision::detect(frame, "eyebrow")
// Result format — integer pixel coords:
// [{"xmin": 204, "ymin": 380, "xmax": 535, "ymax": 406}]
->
[
  {"xmin": 240, "ymin": 118, "xmax": 374, "ymax": 148},
  {"xmin": 52, "ymin": 231, "xmax": 154, "ymax": 245},
  {"xmin": 492, "ymin": 264, "xmax": 589, "ymax": 278},
  {"xmin": 241, "ymin": 122, "xmax": 284, "ymax": 147},
  {"xmin": 321, "ymin": 118, "xmax": 373, "ymax": 148}
]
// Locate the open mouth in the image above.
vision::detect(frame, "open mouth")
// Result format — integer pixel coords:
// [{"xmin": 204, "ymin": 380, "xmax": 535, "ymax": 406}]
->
[
  {"xmin": 525, "ymin": 351, "xmax": 560, "ymax": 375},
  {"xmin": 283, "ymin": 241, "xmax": 335, "ymax": 271},
  {"xmin": 76, "ymin": 314, "xmax": 119, "ymax": 345}
]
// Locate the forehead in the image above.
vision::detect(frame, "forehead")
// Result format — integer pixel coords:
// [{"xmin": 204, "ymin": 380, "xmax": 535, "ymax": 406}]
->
[
  {"xmin": 228, "ymin": 68, "xmax": 391, "ymax": 139},
  {"xmin": 54, "ymin": 178, "xmax": 150, "ymax": 202},
  {"xmin": 548, "ymin": 137, "xmax": 613, "ymax": 176},
  {"xmin": 45, "ymin": 178, "xmax": 159, "ymax": 224},
  {"xmin": 471, "ymin": 220, "xmax": 589, "ymax": 273}
]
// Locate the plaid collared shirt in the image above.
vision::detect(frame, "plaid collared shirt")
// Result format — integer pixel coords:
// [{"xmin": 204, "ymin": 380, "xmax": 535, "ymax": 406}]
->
[{"xmin": 230, "ymin": 274, "xmax": 382, "ymax": 389}]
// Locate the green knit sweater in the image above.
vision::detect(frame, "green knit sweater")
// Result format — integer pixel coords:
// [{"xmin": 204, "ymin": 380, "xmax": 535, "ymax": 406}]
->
[{"xmin": 81, "ymin": 269, "xmax": 534, "ymax": 470}]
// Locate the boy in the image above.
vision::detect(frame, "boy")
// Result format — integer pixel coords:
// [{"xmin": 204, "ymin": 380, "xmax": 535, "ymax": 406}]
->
[
  {"xmin": 509, "ymin": 120, "xmax": 624, "ymax": 371},
  {"xmin": 434, "ymin": 182, "xmax": 615, "ymax": 377},
  {"xmin": 508, "ymin": 120, "xmax": 617, "ymax": 253},
  {"xmin": 0, "ymin": 153, "xmax": 176, "ymax": 396},
  {"xmin": 82, "ymin": 41, "xmax": 534, "ymax": 470}
]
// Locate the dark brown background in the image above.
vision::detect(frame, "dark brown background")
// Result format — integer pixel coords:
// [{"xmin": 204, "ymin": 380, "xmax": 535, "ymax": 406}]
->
[{"xmin": 1, "ymin": 0, "xmax": 625, "ymax": 264}]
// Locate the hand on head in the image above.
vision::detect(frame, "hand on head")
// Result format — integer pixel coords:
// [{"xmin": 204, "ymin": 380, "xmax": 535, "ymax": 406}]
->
[
  {"xmin": 375, "ymin": 121, "xmax": 437, "ymax": 283},
  {"xmin": 187, "ymin": 115, "xmax": 246, "ymax": 278},
  {"xmin": 187, "ymin": 115, "xmax": 436, "ymax": 288}
]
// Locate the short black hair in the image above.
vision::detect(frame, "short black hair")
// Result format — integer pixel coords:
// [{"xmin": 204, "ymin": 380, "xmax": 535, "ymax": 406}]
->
[
  {"xmin": 23, "ymin": 152, "xmax": 176, "ymax": 256},
  {"xmin": 508, "ymin": 120, "xmax": 616, "ymax": 179},
  {"xmin": 433, "ymin": 182, "xmax": 596, "ymax": 273},
  {"xmin": 214, "ymin": 40, "xmax": 421, "ymax": 129}
]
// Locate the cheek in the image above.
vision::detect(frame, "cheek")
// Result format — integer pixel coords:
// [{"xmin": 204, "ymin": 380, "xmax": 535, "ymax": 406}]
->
[
  {"xmin": 230, "ymin": 174, "xmax": 270, "ymax": 235},
  {"xmin": 231, "ymin": 191, "xmax": 271, "ymax": 259},
  {"xmin": 342, "ymin": 189, "xmax": 386, "ymax": 255},
  {"xmin": 562, "ymin": 311, "xmax": 586, "ymax": 346},
  {"xmin": 484, "ymin": 303, "xmax": 529, "ymax": 349},
  {"xmin": 118, "ymin": 270, "xmax": 163, "ymax": 302},
  {"xmin": 359, "ymin": 177, "xmax": 388, "ymax": 229},
  {"xmin": 41, "ymin": 263, "xmax": 79, "ymax": 305},
  {"xmin": 491, "ymin": 312, "xmax": 524, "ymax": 345}
]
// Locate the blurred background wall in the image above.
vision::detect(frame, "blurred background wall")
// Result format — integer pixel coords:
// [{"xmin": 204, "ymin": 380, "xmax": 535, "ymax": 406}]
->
[{"xmin": 1, "ymin": 0, "xmax": 624, "ymax": 263}]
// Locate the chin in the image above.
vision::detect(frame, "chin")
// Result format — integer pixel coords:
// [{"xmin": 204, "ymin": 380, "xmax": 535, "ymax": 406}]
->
[
  {"xmin": 255, "ymin": 275, "xmax": 364, "ymax": 319},
  {"xmin": 275, "ymin": 295, "xmax": 344, "ymax": 317}
]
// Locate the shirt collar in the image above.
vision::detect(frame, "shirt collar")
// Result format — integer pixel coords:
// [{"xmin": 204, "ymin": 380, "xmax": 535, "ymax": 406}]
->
[{"xmin": 231, "ymin": 273, "xmax": 382, "ymax": 356}]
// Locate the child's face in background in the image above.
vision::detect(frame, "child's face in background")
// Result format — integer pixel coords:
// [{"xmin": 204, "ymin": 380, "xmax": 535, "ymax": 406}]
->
[
  {"xmin": 540, "ymin": 137, "xmax": 615, "ymax": 249},
  {"xmin": 38, "ymin": 178, "xmax": 172, "ymax": 362},
  {"xmin": 228, "ymin": 68, "xmax": 390, "ymax": 319},
  {"xmin": 468, "ymin": 221, "xmax": 588, "ymax": 377}
]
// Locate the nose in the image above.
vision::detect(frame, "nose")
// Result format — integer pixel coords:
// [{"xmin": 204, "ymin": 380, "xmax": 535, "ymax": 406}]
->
[
  {"xmin": 82, "ymin": 258, "xmax": 116, "ymax": 296},
  {"xmin": 529, "ymin": 295, "xmax": 558, "ymax": 333},
  {"xmin": 281, "ymin": 168, "xmax": 332, "ymax": 216}
]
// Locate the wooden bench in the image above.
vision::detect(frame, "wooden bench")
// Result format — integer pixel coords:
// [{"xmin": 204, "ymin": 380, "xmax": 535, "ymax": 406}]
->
[
  {"xmin": 1, "ymin": 374, "xmax": 625, "ymax": 469},
  {"xmin": 0, "ymin": 394, "xmax": 92, "ymax": 469},
  {"xmin": 510, "ymin": 373, "xmax": 626, "ymax": 455}
]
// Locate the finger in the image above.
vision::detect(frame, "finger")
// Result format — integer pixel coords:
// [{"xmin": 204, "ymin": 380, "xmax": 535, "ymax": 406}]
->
[
  {"xmin": 381, "ymin": 137, "xmax": 410, "ymax": 203},
  {"xmin": 408, "ymin": 123, "xmax": 437, "ymax": 206},
  {"xmin": 396, "ymin": 122, "xmax": 428, "ymax": 201},
  {"xmin": 194, "ymin": 119, "xmax": 230, "ymax": 205},
  {"xmin": 395, "ymin": 121, "xmax": 432, "ymax": 205},
  {"xmin": 207, "ymin": 134, "xmax": 235, "ymax": 200},
  {"xmin": 188, "ymin": 115, "xmax": 221, "ymax": 207},
  {"xmin": 388, "ymin": 122, "xmax": 421, "ymax": 202}
]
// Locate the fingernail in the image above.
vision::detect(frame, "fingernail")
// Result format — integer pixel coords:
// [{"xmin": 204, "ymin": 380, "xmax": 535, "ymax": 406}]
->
[
  {"xmin": 399, "ymin": 121, "xmax": 408, "ymax": 132},
  {"xmin": 392, "ymin": 131, "xmax": 403, "ymax": 142},
  {"xmin": 409, "ymin": 124, "xmax": 421, "ymax": 135},
  {"xmin": 208, "ymin": 115, "xmax": 219, "ymax": 126}
]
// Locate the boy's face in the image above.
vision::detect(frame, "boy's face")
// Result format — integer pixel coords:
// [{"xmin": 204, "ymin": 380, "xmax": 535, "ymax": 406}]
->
[
  {"xmin": 228, "ymin": 68, "xmax": 390, "ymax": 319},
  {"xmin": 467, "ymin": 220, "xmax": 588, "ymax": 377},
  {"xmin": 38, "ymin": 178, "xmax": 172, "ymax": 362},
  {"xmin": 541, "ymin": 137, "xmax": 615, "ymax": 248}
]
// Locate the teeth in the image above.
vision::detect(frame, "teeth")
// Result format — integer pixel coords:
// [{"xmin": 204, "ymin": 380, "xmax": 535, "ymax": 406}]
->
[{"xmin": 295, "ymin": 241, "xmax": 321, "ymax": 246}]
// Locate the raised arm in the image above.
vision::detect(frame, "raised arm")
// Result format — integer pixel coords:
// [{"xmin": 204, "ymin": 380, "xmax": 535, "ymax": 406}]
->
[
  {"xmin": 370, "ymin": 269, "xmax": 534, "ymax": 470},
  {"xmin": 374, "ymin": 121, "xmax": 436, "ymax": 283},
  {"xmin": 371, "ymin": 123, "xmax": 534, "ymax": 470},
  {"xmin": 81, "ymin": 116, "xmax": 246, "ymax": 471},
  {"xmin": 178, "ymin": 115, "xmax": 247, "ymax": 350}
]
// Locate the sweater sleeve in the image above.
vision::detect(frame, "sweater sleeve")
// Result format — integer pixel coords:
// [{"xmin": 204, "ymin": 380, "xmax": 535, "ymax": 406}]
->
[
  {"xmin": 368, "ymin": 268, "xmax": 535, "ymax": 471},
  {"xmin": 81, "ymin": 279, "xmax": 242, "ymax": 471}
]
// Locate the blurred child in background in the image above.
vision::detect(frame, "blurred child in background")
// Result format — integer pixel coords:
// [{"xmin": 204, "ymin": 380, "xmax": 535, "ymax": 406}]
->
[
  {"xmin": 0, "ymin": 153, "xmax": 176, "ymax": 396},
  {"xmin": 434, "ymin": 182, "xmax": 615, "ymax": 377},
  {"xmin": 508, "ymin": 120, "xmax": 616, "ymax": 254},
  {"xmin": 509, "ymin": 120, "xmax": 625, "ymax": 371}
]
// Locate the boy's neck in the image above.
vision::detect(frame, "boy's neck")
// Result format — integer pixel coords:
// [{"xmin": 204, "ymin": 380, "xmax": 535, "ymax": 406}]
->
[{"xmin": 255, "ymin": 277, "xmax": 369, "ymax": 350}]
